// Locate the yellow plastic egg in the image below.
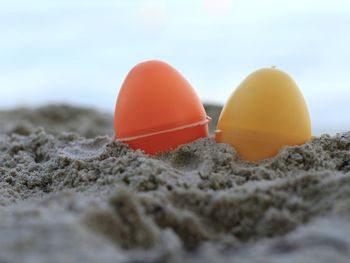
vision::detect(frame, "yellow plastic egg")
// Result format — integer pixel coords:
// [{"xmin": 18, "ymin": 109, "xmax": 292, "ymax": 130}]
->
[{"xmin": 215, "ymin": 67, "xmax": 312, "ymax": 162}]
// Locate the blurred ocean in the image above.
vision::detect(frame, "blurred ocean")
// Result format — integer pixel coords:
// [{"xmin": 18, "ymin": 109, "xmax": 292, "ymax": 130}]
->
[{"xmin": 0, "ymin": 0, "xmax": 350, "ymax": 135}]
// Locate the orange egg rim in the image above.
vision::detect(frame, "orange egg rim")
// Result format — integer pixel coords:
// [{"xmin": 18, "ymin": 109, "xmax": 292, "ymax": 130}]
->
[{"xmin": 116, "ymin": 116, "xmax": 211, "ymax": 142}]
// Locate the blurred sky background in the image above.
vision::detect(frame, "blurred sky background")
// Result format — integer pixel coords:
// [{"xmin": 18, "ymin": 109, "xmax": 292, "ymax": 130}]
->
[{"xmin": 0, "ymin": 0, "xmax": 349, "ymax": 135}]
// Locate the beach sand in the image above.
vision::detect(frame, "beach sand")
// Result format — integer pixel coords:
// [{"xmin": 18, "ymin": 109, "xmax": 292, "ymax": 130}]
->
[{"xmin": 0, "ymin": 104, "xmax": 350, "ymax": 263}]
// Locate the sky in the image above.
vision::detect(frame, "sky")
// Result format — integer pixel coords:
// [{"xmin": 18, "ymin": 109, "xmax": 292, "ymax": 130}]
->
[{"xmin": 0, "ymin": 0, "xmax": 349, "ymax": 134}]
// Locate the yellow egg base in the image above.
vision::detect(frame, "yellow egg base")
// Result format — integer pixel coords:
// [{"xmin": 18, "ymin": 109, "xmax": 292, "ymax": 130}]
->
[{"xmin": 215, "ymin": 128, "xmax": 310, "ymax": 162}]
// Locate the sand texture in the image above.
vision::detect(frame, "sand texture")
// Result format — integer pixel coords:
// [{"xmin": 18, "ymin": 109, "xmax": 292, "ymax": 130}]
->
[{"xmin": 0, "ymin": 104, "xmax": 350, "ymax": 263}]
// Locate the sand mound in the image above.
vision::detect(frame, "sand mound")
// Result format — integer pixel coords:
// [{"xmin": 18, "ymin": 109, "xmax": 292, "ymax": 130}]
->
[
  {"xmin": 0, "ymin": 104, "xmax": 114, "ymax": 138},
  {"xmin": 0, "ymin": 105, "xmax": 350, "ymax": 263}
]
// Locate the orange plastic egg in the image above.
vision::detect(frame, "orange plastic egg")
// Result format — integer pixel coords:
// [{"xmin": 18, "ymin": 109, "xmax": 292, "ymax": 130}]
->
[
  {"xmin": 114, "ymin": 60, "xmax": 210, "ymax": 154},
  {"xmin": 215, "ymin": 67, "xmax": 312, "ymax": 162}
]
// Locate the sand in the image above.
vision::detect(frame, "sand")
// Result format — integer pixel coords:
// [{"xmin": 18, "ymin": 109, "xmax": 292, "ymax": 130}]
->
[{"xmin": 0, "ymin": 104, "xmax": 350, "ymax": 263}]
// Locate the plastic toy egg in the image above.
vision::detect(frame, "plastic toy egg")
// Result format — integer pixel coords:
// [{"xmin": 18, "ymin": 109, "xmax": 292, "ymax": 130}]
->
[
  {"xmin": 114, "ymin": 60, "xmax": 210, "ymax": 154},
  {"xmin": 215, "ymin": 67, "xmax": 311, "ymax": 162}
]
